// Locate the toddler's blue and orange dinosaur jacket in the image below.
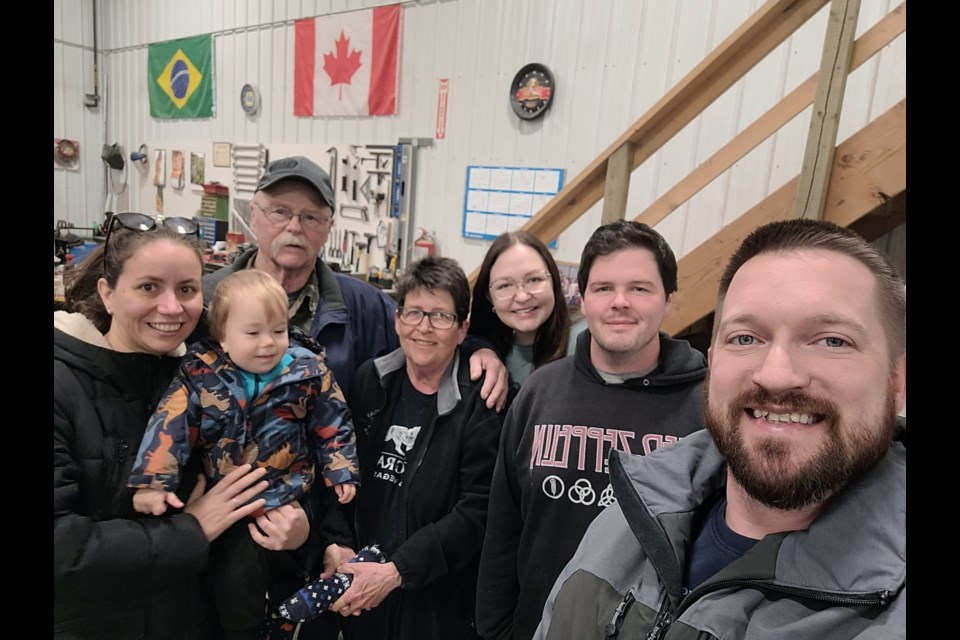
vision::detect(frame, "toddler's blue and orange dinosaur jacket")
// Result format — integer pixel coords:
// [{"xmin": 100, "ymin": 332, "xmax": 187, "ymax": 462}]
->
[{"xmin": 128, "ymin": 337, "xmax": 360, "ymax": 512}]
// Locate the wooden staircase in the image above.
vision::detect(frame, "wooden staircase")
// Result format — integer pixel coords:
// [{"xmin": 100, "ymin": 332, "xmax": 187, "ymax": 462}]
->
[{"xmin": 470, "ymin": 0, "xmax": 906, "ymax": 337}]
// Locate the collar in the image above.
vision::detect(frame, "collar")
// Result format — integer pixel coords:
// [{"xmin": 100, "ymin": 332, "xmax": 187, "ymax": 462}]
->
[
  {"xmin": 610, "ymin": 431, "xmax": 906, "ymax": 596},
  {"xmin": 373, "ymin": 347, "xmax": 463, "ymax": 416},
  {"xmin": 288, "ymin": 267, "xmax": 321, "ymax": 322},
  {"xmin": 53, "ymin": 310, "xmax": 187, "ymax": 357}
]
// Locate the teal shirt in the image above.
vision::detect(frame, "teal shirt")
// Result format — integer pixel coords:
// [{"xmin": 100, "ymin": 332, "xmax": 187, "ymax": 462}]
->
[{"xmin": 505, "ymin": 318, "xmax": 587, "ymax": 385}]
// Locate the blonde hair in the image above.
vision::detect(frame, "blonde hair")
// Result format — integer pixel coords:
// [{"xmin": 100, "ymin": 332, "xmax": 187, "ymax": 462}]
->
[{"xmin": 208, "ymin": 270, "xmax": 289, "ymax": 342}]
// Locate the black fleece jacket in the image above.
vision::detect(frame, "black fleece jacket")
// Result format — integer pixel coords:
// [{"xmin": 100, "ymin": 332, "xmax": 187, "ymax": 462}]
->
[{"xmin": 348, "ymin": 346, "xmax": 503, "ymax": 640}]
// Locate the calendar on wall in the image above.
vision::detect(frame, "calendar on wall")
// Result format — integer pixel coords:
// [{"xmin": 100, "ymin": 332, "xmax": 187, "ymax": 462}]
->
[{"xmin": 462, "ymin": 165, "xmax": 565, "ymax": 244}]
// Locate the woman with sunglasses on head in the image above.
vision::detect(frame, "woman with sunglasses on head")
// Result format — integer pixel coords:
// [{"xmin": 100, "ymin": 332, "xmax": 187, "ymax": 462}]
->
[
  {"xmin": 54, "ymin": 213, "xmax": 289, "ymax": 640},
  {"xmin": 319, "ymin": 256, "xmax": 501, "ymax": 640},
  {"xmin": 469, "ymin": 231, "xmax": 586, "ymax": 387}
]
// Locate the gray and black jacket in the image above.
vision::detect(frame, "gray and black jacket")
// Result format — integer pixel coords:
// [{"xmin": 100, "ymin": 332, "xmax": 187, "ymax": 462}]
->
[{"xmin": 535, "ymin": 429, "xmax": 906, "ymax": 640}]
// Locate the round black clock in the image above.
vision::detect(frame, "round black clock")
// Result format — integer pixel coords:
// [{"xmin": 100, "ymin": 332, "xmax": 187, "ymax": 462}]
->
[{"xmin": 510, "ymin": 63, "xmax": 555, "ymax": 120}]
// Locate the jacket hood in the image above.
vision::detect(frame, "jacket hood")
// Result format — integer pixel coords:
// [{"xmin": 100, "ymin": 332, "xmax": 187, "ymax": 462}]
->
[
  {"xmin": 54, "ymin": 310, "xmax": 187, "ymax": 357},
  {"xmin": 610, "ymin": 430, "xmax": 907, "ymax": 597},
  {"xmin": 573, "ymin": 328, "xmax": 707, "ymax": 388},
  {"xmin": 188, "ymin": 335, "xmax": 329, "ymax": 390},
  {"xmin": 54, "ymin": 311, "xmax": 186, "ymax": 395}
]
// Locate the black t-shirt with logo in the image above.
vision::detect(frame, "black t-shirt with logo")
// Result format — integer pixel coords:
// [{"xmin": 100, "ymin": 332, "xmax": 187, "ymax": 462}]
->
[{"xmin": 366, "ymin": 372, "xmax": 436, "ymax": 556}]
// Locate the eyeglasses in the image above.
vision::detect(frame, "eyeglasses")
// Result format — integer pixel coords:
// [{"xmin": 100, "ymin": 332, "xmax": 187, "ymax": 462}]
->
[
  {"xmin": 103, "ymin": 212, "xmax": 200, "ymax": 248},
  {"xmin": 102, "ymin": 213, "xmax": 201, "ymax": 274},
  {"xmin": 489, "ymin": 273, "xmax": 551, "ymax": 301},
  {"xmin": 252, "ymin": 202, "xmax": 333, "ymax": 230},
  {"xmin": 397, "ymin": 306, "xmax": 459, "ymax": 330}
]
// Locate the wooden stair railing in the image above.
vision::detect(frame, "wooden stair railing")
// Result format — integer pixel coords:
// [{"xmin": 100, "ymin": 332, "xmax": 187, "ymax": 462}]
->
[
  {"xmin": 664, "ymin": 99, "xmax": 906, "ymax": 335},
  {"xmin": 465, "ymin": 0, "xmax": 905, "ymax": 336},
  {"xmin": 634, "ymin": 3, "xmax": 905, "ymax": 232},
  {"xmin": 467, "ymin": 0, "xmax": 832, "ymax": 284}
]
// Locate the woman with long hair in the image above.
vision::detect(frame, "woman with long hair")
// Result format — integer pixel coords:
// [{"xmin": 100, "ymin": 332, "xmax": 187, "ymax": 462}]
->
[
  {"xmin": 54, "ymin": 213, "xmax": 302, "ymax": 640},
  {"xmin": 469, "ymin": 231, "xmax": 583, "ymax": 386}
]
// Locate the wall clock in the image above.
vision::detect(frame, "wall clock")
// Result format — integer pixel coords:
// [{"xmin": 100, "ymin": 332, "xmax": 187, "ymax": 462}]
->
[
  {"xmin": 510, "ymin": 63, "xmax": 555, "ymax": 120},
  {"xmin": 240, "ymin": 83, "xmax": 261, "ymax": 115}
]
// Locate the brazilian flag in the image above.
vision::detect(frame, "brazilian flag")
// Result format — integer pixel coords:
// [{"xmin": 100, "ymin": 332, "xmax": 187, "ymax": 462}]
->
[{"xmin": 148, "ymin": 35, "xmax": 214, "ymax": 119}]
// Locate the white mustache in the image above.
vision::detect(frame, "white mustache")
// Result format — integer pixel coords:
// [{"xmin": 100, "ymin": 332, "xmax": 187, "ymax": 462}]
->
[{"xmin": 271, "ymin": 233, "xmax": 314, "ymax": 253}]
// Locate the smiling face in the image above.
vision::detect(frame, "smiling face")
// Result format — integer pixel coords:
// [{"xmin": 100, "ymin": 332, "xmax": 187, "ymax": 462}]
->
[
  {"xmin": 396, "ymin": 287, "xmax": 469, "ymax": 380},
  {"xmin": 219, "ymin": 296, "xmax": 290, "ymax": 374},
  {"xmin": 580, "ymin": 247, "xmax": 672, "ymax": 373},
  {"xmin": 706, "ymin": 249, "xmax": 906, "ymax": 510},
  {"xmin": 488, "ymin": 243, "xmax": 556, "ymax": 345},
  {"xmin": 97, "ymin": 239, "xmax": 203, "ymax": 355},
  {"xmin": 250, "ymin": 181, "xmax": 333, "ymax": 285}
]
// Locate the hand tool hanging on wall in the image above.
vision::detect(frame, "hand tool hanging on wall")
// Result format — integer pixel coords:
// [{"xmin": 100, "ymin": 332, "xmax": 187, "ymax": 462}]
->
[
  {"xmin": 328, "ymin": 229, "xmax": 338, "ymax": 260},
  {"xmin": 341, "ymin": 157, "xmax": 349, "ymax": 194},
  {"xmin": 326, "ymin": 146, "xmax": 338, "ymax": 195},
  {"xmin": 359, "ymin": 176, "xmax": 373, "ymax": 204},
  {"xmin": 376, "ymin": 220, "xmax": 388, "ymax": 248},
  {"xmin": 362, "ymin": 232, "xmax": 376, "ymax": 274},
  {"xmin": 351, "ymin": 158, "xmax": 361, "ymax": 202},
  {"xmin": 340, "ymin": 203, "xmax": 369, "ymax": 223},
  {"xmin": 355, "ymin": 239, "xmax": 367, "ymax": 274}
]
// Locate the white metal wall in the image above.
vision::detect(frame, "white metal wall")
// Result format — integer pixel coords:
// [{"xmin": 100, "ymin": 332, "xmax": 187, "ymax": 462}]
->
[
  {"xmin": 53, "ymin": 0, "xmax": 104, "ymax": 230},
  {"xmin": 54, "ymin": 0, "xmax": 906, "ymax": 276}
]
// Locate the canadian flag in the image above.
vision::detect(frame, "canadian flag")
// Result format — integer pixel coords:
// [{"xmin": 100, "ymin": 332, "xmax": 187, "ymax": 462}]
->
[{"xmin": 294, "ymin": 5, "xmax": 401, "ymax": 117}]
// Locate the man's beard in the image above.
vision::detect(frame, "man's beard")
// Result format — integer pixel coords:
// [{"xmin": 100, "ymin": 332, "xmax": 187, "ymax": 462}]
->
[{"xmin": 705, "ymin": 382, "xmax": 896, "ymax": 511}]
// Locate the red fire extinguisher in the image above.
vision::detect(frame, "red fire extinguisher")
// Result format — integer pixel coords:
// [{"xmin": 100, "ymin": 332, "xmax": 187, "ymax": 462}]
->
[{"xmin": 412, "ymin": 228, "xmax": 436, "ymax": 261}]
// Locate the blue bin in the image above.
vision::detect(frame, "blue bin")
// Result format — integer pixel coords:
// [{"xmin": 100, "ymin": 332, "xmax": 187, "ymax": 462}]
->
[{"xmin": 70, "ymin": 241, "xmax": 101, "ymax": 264}]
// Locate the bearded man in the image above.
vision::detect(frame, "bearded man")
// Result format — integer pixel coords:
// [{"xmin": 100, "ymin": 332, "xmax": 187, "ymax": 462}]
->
[{"xmin": 533, "ymin": 219, "xmax": 906, "ymax": 640}]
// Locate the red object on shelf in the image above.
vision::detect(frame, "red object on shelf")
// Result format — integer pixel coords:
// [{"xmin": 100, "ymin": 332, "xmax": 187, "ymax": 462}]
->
[{"xmin": 202, "ymin": 182, "xmax": 229, "ymax": 197}]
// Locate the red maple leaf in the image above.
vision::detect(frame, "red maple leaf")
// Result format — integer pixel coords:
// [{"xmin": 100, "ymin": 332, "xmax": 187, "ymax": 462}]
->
[{"xmin": 323, "ymin": 31, "xmax": 363, "ymax": 100}]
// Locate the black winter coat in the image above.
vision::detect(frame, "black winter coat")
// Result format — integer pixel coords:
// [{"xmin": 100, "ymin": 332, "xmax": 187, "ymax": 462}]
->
[
  {"xmin": 54, "ymin": 313, "xmax": 216, "ymax": 640},
  {"xmin": 347, "ymin": 347, "xmax": 503, "ymax": 640}
]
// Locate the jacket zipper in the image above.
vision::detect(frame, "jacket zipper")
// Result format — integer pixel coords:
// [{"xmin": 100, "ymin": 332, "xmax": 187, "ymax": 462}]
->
[
  {"xmin": 681, "ymin": 579, "xmax": 893, "ymax": 612},
  {"xmin": 643, "ymin": 580, "xmax": 893, "ymax": 638},
  {"xmin": 645, "ymin": 594, "xmax": 675, "ymax": 640},
  {"xmin": 604, "ymin": 588, "xmax": 636, "ymax": 639},
  {"xmin": 116, "ymin": 439, "xmax": 129, "ymax": 463}
]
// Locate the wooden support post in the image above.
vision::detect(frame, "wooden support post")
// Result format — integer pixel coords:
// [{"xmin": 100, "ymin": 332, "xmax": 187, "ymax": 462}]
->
[
  {"xmin": 793, "ymin": 0, "xmax": 861, "ymax": 220},
  {"xmin": 602, "ymin": 142, "xmax": 633, "ymax": 225}
]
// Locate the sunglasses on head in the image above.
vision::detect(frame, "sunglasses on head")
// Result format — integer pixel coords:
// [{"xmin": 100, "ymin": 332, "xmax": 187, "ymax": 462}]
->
[
  {"xmin": 101, "ymin": 213, "xmax": 201, "ymax": 275},
  {"xmin": 103, "ymin": 212, "xmax": 200, "ymax": 246}
]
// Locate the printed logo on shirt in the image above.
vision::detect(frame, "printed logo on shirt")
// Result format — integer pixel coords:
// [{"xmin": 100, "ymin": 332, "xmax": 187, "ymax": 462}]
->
[
  {"xmin": 373, "ymin": 424, "xmax": 421, "ymax": 487},
  {"xmin": 541, "ymin": 475, "xmax": 619, "ymax": 507},
  {"xmin": 530, "ymin": 424, "xmax": 679, "ymax": 474}
]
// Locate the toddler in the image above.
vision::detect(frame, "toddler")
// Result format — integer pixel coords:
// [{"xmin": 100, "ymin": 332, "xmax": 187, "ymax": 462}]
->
[{"xmin": 129, "ymin": 269, "xmax": 360, "ymax": 639}]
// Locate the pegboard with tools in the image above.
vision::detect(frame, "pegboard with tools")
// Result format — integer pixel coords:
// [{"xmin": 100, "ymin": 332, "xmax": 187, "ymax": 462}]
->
[{"xmin": 322, "ymin": 144, "xmax": 397, "ymax": 283}]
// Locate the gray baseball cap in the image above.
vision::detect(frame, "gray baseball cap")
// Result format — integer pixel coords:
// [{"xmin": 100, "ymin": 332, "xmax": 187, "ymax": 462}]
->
[{"xmin": 256, "ymin": 155, "xmax": 335, "ymax": 209}]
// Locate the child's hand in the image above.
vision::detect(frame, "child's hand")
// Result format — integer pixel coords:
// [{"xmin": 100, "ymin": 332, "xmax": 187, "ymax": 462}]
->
[
  {"xmin": 334, "ymin": 483, "xmax": 357, "ymax": 504},
  {"xmin": 133, "ymin": 488, "xmax": 184, "ymax": 515}
]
